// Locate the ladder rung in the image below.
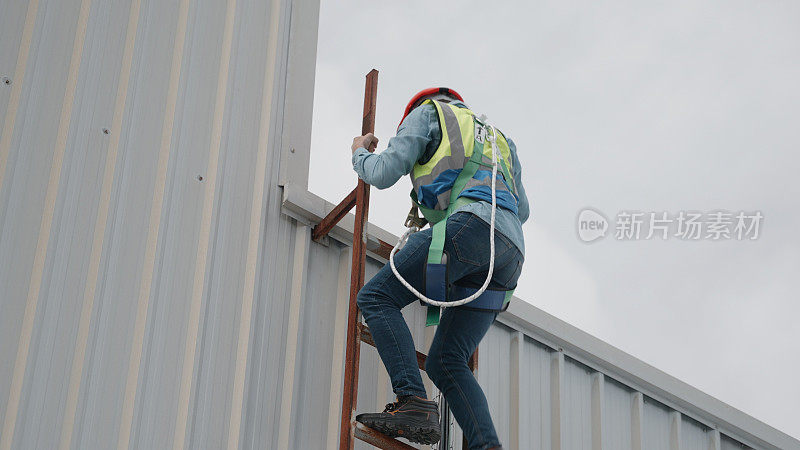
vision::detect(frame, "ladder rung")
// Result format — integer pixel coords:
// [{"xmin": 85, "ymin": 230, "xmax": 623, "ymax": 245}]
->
[
  {"xmin": 358, "ymin": 322, "xmax": 427, "ymax": 371},
  {"xmin": 353, "ymin": 422, "xmax": 417, "ymax": 449}
]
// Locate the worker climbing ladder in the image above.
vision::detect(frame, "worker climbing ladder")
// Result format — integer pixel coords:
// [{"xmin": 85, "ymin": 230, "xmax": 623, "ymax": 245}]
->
[{"xmin": 311, "ymin": 70, "xmax": 479, "ymax": 450}]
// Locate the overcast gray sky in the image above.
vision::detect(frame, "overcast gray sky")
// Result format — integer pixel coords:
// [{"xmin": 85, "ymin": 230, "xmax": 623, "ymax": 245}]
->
[{"xmin": 309, "ymin": 0, "xmax": 800, "ymax": 439}]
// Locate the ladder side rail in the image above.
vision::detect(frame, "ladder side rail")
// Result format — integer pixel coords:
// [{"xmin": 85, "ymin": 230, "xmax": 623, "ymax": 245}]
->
[{"xmin": 339, "ymin": 69, "xmax": 379, "ymax": 450}]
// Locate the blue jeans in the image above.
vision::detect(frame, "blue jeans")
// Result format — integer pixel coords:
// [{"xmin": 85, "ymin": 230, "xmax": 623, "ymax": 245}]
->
[{"xmin": 357, "ymin": 212, "xmax": 524, "ymax": 450}]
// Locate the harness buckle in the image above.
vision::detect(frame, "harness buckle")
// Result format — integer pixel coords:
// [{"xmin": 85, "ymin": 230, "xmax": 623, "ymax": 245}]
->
[{"xmin": 405, "ymin": 204, "xmax": 428, "ymax": 229}]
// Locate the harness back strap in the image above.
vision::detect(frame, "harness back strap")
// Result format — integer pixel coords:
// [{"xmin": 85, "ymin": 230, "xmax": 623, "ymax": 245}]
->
[{"xmin": 424, "ymin": 137, "xmax": 485, "ymax": 325}]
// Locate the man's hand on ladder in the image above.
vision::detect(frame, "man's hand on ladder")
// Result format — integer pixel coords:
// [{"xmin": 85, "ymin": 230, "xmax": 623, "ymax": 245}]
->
[{"xmin": 352, "ymin": 132, "xmax": 379, "ymax": 154}]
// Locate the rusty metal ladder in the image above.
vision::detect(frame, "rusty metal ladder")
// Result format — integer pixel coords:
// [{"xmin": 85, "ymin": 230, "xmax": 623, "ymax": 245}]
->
[{"xmin": 311, "ymin": 70, "xmax": 478, "ymax": 450}]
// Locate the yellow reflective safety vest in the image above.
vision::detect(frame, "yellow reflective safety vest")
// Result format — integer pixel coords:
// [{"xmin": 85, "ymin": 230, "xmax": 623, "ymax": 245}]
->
[{"xmin": 410, "ymin": 99, "xmax": 518, "ymax": 224}]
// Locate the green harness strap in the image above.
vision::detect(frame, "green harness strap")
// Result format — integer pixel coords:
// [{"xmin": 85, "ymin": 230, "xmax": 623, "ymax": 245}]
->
[{"xmin": 424, "ymin": 142, "xmax": 487, "ymax": 326}]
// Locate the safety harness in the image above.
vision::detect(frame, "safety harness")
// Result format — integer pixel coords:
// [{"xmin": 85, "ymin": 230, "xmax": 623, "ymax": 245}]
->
[{"xmin": 390, "ymin": 101, "xmax": 517, "ymax": 326}]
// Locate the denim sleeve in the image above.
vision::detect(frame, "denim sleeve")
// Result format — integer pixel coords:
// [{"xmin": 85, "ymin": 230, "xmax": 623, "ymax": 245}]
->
[
  {"xmin": 507, "ymin": 137, "xmax": 530, "ymax": 223},
  {"xmin": 351, "ymin": 104, "xmax": 436, "ymax": 189}
]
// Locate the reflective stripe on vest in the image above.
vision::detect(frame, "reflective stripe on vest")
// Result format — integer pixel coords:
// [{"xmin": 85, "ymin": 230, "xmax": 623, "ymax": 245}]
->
[{"xmin": 410, "ymin": 99, "xmax": 517, "ymax": 221}]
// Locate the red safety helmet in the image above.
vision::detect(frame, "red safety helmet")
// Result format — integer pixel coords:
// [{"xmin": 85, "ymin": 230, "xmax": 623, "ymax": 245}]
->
[{"xmin": 398, "ymin": 87, "xmax": 464, "ymax": 129}]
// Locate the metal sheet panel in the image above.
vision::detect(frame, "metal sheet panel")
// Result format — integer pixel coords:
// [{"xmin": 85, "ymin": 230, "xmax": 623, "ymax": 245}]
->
[
  {"xmin": 602, "ymin": 377, "xmax": 634, "ymax": 450},
  {"xmin": 722, "ymin": 433, "xmax": 754, "ymax": 450},
  {"xmin": 130, "ymin": 0, "xmax": 228, "ymax": 442},
  {"xmin": 74, "ymin": 0, "xmax": 187, "ymax": 447},
  {"xmin": 11, "ymin": 0, "xmax": 136, "ymax": 448},
  {"xmin": 562, "ymin": 356, "xmax": 594, "ymax": 449},
  {"xmin": 0, "ymin": 0, "xmax": 92, "ymax": 448},
  {"xmin": 479, "ymin": 322, "xmax": 514, "ymax": 445},
  {"xmin": 292, "ymin": 240, "xmax": 347, "ymax": 448},
  {"xmin": 682, "ymin": 416, "xmax": 712, "ymax": 450},
  {"xmin": 0, "ymin": 0, "xmax": 31, "ymax": 122},
  {"xmin": 643, "ymin": 398, "xmax": 673, "ymax": 450},
  {"xmin": 520, "ymin": 337, "xmax": 553, "ymax": 450}
]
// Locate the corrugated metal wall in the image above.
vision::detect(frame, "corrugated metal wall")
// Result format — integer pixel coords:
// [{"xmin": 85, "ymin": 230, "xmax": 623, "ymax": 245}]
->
[
  {"xmin": 0, "ymin": 0, "xmax": 301, "ymax": 447},
  {"xmin": 477, "ymin": 323, "xmax": 718, "ymax": 450},
  {"xmin": 1, "ymin": 0, "xmax": 798, "ymax": 449}
]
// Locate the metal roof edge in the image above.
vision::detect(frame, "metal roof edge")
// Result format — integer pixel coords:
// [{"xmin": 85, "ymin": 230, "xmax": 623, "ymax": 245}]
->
[{"xmin": 280, "ymin": 181, "xmax": 800, "ymax": 450}]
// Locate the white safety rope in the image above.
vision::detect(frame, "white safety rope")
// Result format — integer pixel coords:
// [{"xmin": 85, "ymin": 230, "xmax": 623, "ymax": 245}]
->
[{"xmin": 389, "ymin": 122, "xmax": 500, "ymax": 307}]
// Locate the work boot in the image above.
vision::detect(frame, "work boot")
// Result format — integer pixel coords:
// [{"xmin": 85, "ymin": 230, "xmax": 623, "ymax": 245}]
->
[{"xmin": 355, "ymin": 394, "xmax": 441, "ymax": 444}]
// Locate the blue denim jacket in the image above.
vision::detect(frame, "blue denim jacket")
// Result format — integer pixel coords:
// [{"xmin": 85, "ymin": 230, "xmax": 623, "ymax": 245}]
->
[{"xmin": 352, "ymin": 101, "xmax": 529, "ymax": 254}]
